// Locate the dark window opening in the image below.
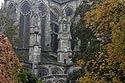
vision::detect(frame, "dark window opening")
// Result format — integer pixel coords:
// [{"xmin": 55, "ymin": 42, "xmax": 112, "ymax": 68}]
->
[
  {"xmin": 39, "ymin": 3, "xmax": 47, "ymax": 50},
  {"xmin": 38, "ymin": 68, "xmax": 48, "ymax": 77},
  {"xmin": 19, "ymin": 1, "xmax": 30, "ymax": 48},
  {"xmin": 52, "ymin": 70, "xmax": 59, "ymax": 75},
  {"xmin": 64, "ymin": 59, "xmax": 66, "ymax": 64},
  {"xmin": 40, "ymin": 16, "xmax": 46, "ymax": 50},
  {"xmin": 51, "ymin": 23, "xmax": 59, "ymax": 52},
  {"xmin": 65, "ymin": 7, "xmax": 73, "ymax": 16},
  {"xmin": 39, "ymin": 3, "xmax": 47, "ymax": 17}
]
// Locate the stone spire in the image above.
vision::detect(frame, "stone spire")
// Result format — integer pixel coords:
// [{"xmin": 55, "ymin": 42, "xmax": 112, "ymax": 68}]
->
[{"xmin": 57, "ymin": 16, "xmax": 72, "ymax": 64}]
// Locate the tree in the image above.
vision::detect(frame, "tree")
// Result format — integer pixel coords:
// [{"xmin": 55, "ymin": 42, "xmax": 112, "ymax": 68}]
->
[
  {"xmin": 0, "ymin": 16, "xmax": 21, "ymax": 47},
  {"xmin": 78, "ymin": 0, "xmax": 125, "ymax": 83},
  {"xmin": 68, "ymin": 1, "xmax": 100, "ymax": 83},
  {"xmin": 18, "ymin": 70, "xmax": 45, "ymax": 83},
  {"xmin": 66, "ymin": 69, "xmax": 84, "ymax": 83},
  {"xmin": 0, "ymin": 35, "xmax": 44, "ymax": 83},
  {"xmin": 0, "ymin": 35, "xmax": 21, "ymax": 83},
  {"xmin": 71, "ymin": 1, "xmax": 100, "ymax": 63}
]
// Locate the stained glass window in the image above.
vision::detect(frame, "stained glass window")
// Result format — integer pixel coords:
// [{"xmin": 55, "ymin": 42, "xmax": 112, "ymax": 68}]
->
[
  {"xmin": 40, "ymin": 16, "xmax": 46, "ymax": 50},
  {"xmin": 19, "ymin": 1, "xmax": 30, "ymax": 48},
  {"xmin": 65, "ymin": 7, "xmax": 73, "ymax": 16},
  {"xmin": 39, "ymin": 3, "xmax": 47, "ymax": 17},
  {"xmin": 21, "ymin": 1, "xmax": 30, "ymax": 15},
  {"xmin": 39, "ymin": 3, "xmax": 47, "ymax": 49},
  {"xmin": 51, "ymin": 23, "xmax": 58, "ymax": 52}
]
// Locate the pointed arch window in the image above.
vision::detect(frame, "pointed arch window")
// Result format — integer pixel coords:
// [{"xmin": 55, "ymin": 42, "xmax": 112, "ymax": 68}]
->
[
  {"xmin": 51, "ymin": 23, "xmax": 58, "ymax": 52},
  {"xmin": 19, "ymin": 1, "xmax": 31, "ymax": 48},
  {"xmin": 39, "ymin": 3, "xmax": 47, "ymax": 17},
  {"xmin": 65, "ymin": 7, "xmax": 73, "ymax": 16},
  {"xmin": 8, "ymin": 3, "xmax": 15, "ymax": 15},
  {"xmin": 38, "ymin": 68, "xmax": 49, "ymax": 77},
  {"xmin": 39, "ymin": 3, "xmax": 47, "ymax": 49},
  {"xmin": 7, "ymin": 3, "xmax": 16, "ymax": 19}
]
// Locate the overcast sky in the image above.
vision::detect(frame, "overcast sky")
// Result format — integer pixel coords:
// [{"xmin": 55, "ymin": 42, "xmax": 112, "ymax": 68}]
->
[{"xmin": 0, "ymin": 0, "xmax": 4, "ymax": 9}]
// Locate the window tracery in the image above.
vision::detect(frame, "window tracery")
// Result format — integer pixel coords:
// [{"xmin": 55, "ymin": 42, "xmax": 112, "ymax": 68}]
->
[
  {"xmin": 7, "ymin": 3, "xmax": 16, "ymax": 19},
  {"xmin": 65, "ymin": 7, "xmax": 73, "ymax": 16},
  {"xmin": 52, "ymin": 70, "xmax": 59, "ymax": 74},
  {"xmin": 56, "ymin": 80, "xmax": 66, "ymax": 83},
  {"xmin": 51, "ymin": 23, "xmax": 58, "ymax": 52},
  {"xmin": 39, "ymin": 3, "xmax": 47, "ymax": 18},
  {"xmin": 51, "ymin": 67, "xmax": 63, "ymax": 75},
  {"xmin": 20, "ymin": 1, "xmax": 31, "ymax": 15},
  {"xmin": 38, "ymin": 68, "xmax": 49, "ymax": 77},
  {"xmin": 19, "ymin": 1, "xmax": 31, "ymax": 48},
  {"xmin": 38, "ymin": 3, "xmax": 47, "ymax": 49}
]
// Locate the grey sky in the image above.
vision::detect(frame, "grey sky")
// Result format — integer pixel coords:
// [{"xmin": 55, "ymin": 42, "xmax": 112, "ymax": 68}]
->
[{"xmin": 0, "ymin": 0, "xmax": 4, "ymax": 9}]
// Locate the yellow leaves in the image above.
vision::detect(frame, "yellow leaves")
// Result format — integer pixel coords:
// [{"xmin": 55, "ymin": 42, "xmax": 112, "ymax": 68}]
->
[
  {"xmin": 77, "ymin": 59, "xmax": 85, "ymax": 67},
  {"xmin": 79, "ymin": 76, "xmax": 91, "ymax": 83},
  {"xmin": 118, "ymin": 0, "xmax": 125, "ymax": 5},
  {"xmin": 100, "ymin": 65, "xmax": 105, "ymax": 70},
  {"xmin": 84, "ymin": 0, "xmax": 125, "ymax": 33},
  {"xmin": 120, "ymin": 62, "xmax": 125, "ymax": 70},
  {"xmin": 112, "ymin": 77, "xmax": 121, "ymax": 83},
  {"xmin": 79, "ymin": 72, "xmax": 108, "ymax": 83},
  {"xmin": 78, "ymin": 0, "xmax": 125, "ymax": 83}
]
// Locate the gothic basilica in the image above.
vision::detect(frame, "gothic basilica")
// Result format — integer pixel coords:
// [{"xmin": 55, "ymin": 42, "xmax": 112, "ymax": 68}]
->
[{"xmin": 2, "ymin": 0, "xmax": 82, "ymax": 83}]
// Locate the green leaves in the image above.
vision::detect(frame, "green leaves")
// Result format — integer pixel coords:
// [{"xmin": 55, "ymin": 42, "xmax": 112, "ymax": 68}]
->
[
  {"xmin": 78, "ymin": 0, "xmax": 125, "ymax": 83},
  {"xmin": 71, "ymin": 2, "xmax": 100, "ymax": 62},
  {"xmin": 0, "ymin": 16, "xmax": 21, "ymax": 47},
  {"xmin": 18, "ymin": 70, "xmax": 44, "ymax": 83}
]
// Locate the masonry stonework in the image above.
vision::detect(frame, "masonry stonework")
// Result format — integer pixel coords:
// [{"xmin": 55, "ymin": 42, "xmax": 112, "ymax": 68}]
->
[{"xmin": 3, "ymin": 0, "xmax": 82, "ymax": 83}]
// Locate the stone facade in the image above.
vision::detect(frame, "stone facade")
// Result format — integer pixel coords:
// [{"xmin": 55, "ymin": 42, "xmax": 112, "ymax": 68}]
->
[{"xmin": 3, "ymin": 0, "xmax": 82, "ymax": 83}]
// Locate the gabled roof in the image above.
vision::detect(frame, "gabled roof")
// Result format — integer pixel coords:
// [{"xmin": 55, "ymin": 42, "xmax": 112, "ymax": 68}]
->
[{"xmin": 52, "ymin": 0, "xmax": 71, "ymax": 4}]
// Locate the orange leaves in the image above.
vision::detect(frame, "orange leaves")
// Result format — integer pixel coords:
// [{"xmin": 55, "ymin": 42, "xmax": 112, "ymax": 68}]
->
[{"xmin": 0, "ymin": 35, "xmax": 21, "ymax": 83}]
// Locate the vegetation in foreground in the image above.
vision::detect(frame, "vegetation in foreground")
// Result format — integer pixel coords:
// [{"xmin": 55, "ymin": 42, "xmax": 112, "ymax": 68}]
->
[
  {"xmin": 68, "ymin": 0, "xmax": 125, "ymax": 83},
  {"xmin": 0, "ymin": 35, "xmax": 44, "ymax": 83}
]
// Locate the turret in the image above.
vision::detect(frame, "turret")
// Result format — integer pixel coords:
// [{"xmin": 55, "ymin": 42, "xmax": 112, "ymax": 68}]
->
[{"xmin": 57, "ymin": 16, "xmax": 72, "ymax": 64}]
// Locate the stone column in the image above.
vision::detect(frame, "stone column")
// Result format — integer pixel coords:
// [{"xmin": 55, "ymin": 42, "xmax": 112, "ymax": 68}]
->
[{"xmin": 29, "ymin": 11, "xmax": 41, "ymax": 75}]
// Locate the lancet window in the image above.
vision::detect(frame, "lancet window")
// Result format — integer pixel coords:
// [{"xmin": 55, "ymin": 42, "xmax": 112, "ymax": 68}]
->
[
  {"xmin": 51, "ymin": 23, "xmax": 58, "ymax": 52},
  {"xmin": 19, "ymin": 1, "xmax": 31, "ymax": 48},
  {"xmin": 39, "ymin": 3, "xmax": 47, "ymax": 49}
]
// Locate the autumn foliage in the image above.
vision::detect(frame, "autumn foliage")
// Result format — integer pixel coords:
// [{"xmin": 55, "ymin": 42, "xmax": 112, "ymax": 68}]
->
[
  {"xmin": 0, "ymin": 35, "xmax": 21, "ymax": 83},
  {"xmin": 77, "ymin": 0, "xmax": 125, "ymax": 83}
]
